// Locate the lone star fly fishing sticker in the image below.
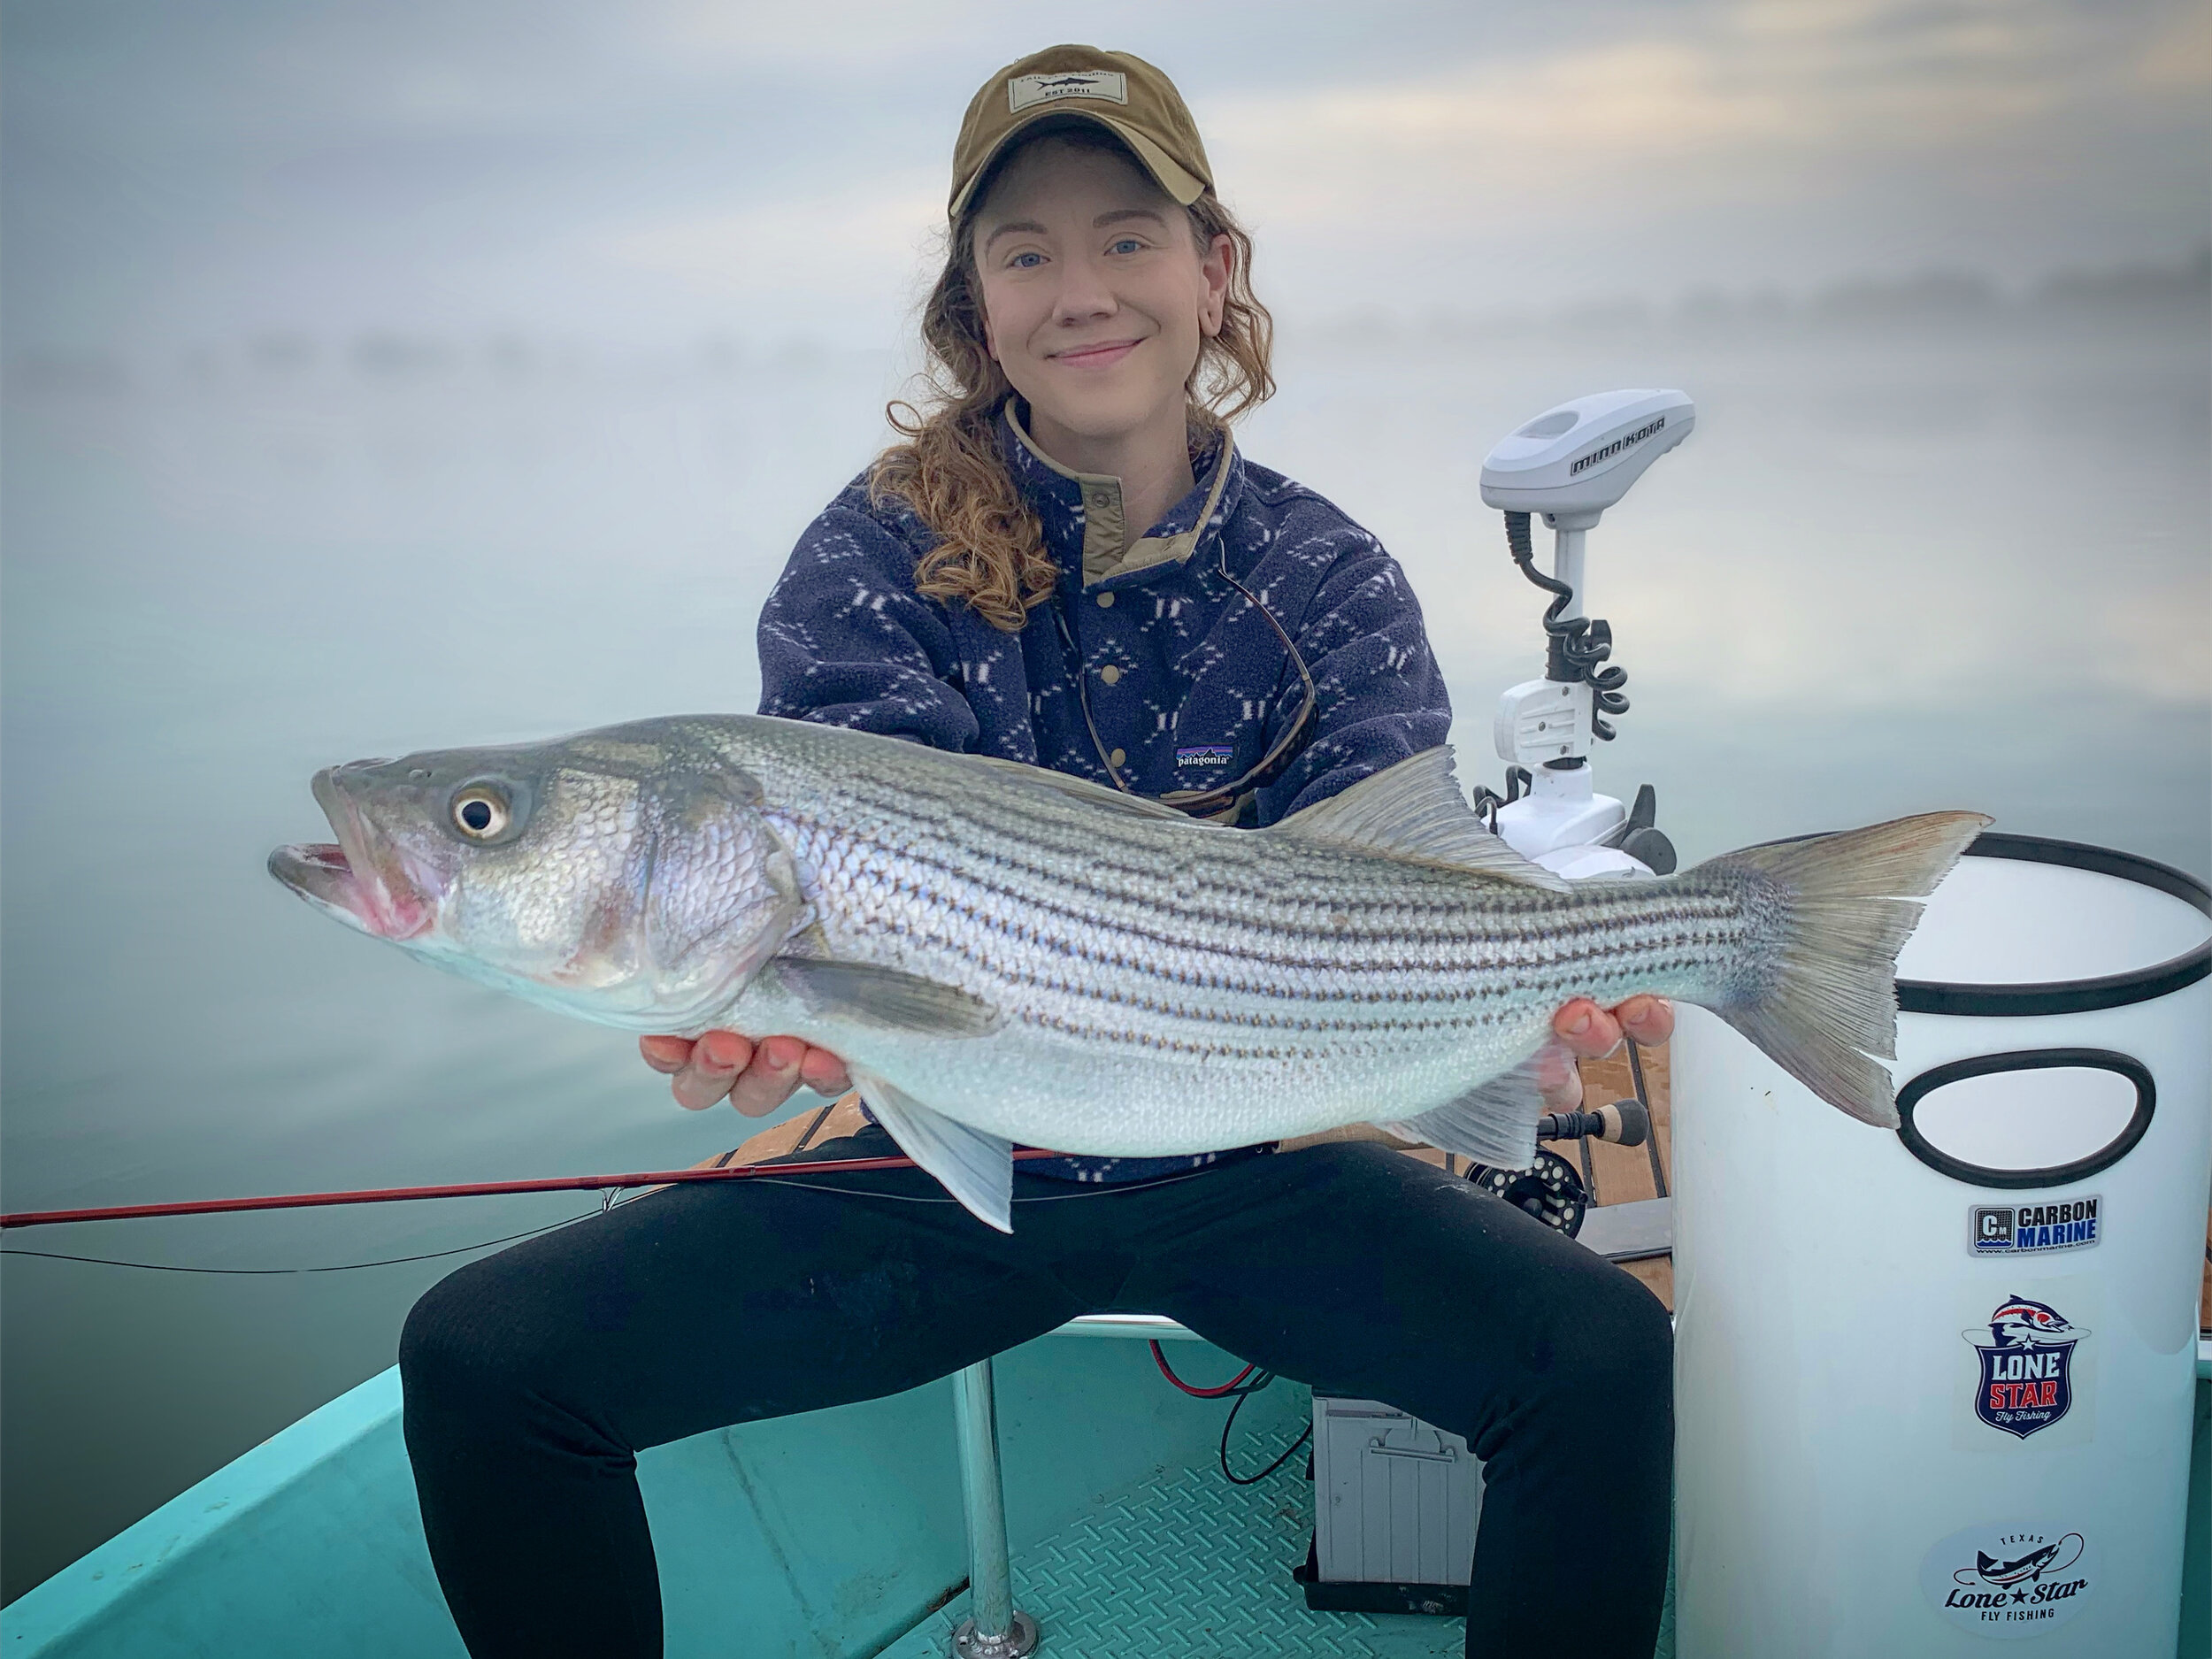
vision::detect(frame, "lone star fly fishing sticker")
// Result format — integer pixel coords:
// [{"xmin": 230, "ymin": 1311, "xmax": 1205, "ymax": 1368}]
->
[
  {"xmin": 1919, "ymin": 1523, "xmax": 2096, "ymax": 1639},
  {"xmin": 1963, "ymin": 1295, "xmax": 2087, "ymax": 1440}
]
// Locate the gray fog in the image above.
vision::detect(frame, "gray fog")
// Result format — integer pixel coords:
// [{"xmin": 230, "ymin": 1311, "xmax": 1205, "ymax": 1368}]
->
[{"xmin": 4, "ymin": 0, "xmax": 2207, "ymax": 1603}]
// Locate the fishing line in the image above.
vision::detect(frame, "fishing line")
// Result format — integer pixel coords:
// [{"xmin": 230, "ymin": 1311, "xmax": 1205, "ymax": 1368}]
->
[
  {"xmin": 741, "ymin": 1168, "xmax": 1222, "ymax": 1206},
  {"xmin": 0, "ymin": 1213, "xmax": 598, "ymax": 1275},
  {"xmin": 0, "ymin": 1167, "xmax": 1227, "ymax": 1272}
]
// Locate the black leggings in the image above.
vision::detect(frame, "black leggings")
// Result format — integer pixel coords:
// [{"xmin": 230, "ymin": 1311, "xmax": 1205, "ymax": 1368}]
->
[{"xmin": 400, "ymin": 1133, "xmax": 1672, "ymax": 1657}]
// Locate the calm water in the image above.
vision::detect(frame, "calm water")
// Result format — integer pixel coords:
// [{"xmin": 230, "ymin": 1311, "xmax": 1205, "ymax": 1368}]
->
[{"xmin": 4, "ymin": 311, "xmax": 2206, "ymax": 1599}]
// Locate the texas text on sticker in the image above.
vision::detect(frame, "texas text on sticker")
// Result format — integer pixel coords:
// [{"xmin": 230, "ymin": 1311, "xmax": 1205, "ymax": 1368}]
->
[{"xmin": 1970, "ymin": 1198, "xmax": 2101, "ymax": 1256}]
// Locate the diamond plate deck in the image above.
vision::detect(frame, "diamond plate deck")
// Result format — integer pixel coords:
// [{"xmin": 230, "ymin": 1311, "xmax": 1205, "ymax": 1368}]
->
[
  {"xmin": 874, "ymin": 1411, "xmax": 1678, "ymax": 1659},
  {"xmin": 876, "ymin": 1420, "xmax": 1457, "ymax": 1659}
]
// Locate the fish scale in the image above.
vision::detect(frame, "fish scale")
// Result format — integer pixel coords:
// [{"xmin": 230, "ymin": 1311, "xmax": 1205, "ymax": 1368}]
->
[
  {"xmin": 733, "ymin": 729, "xmax": 1741, "ymax": 1096},
  {"xmin": 271, "ymin": 710, "xmax": 1989, "ymax": 1229},
  {"xmin": 764, "ymin": 796, "xmax": 1736, "ymax": 1036}
]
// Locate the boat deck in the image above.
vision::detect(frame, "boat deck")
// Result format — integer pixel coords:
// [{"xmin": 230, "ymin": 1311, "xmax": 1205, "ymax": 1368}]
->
[
  {"xmin": 879, "ymin": 1048, "xmax": 1698, "ymax": 1659},
  {"xmin": 879, "ymin": 1415, "xmax": 1626, "ymax": 1659},
  {"xmin": 6, "ymin": 1046, "xmax": 2206, "ymax": 1658}
]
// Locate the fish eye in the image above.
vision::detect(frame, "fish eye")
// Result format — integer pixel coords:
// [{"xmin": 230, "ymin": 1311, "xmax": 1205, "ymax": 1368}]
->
[{"xmin": 449, "ymin": 785, "xmax": 511, "ymax": 841}]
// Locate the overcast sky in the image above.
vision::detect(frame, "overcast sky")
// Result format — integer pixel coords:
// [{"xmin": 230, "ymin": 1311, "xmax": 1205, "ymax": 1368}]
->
[{"xmin": 4, "ymin": 0, "xmax": 2207, "ymax": 354}]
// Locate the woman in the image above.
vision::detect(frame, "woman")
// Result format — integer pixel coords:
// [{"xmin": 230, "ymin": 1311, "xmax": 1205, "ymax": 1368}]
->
[{"xmin": 402, "ymin": 45, "xmax": 1674, "ymax": 1658}]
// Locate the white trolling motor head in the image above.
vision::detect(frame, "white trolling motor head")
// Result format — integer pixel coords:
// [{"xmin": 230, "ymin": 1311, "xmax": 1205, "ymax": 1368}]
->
[
  {"xmin": 1479, "ymin": 388, "xmax": 1694, "ymax": 530},
  {"xmin": 1477, "ymin": 388, "xmax": 1694, "ymax": 878}
]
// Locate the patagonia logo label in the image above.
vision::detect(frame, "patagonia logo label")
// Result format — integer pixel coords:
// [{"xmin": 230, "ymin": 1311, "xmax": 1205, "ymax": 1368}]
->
[
  {"xmin": 1176, "ymin": 744, "xmax": 1233, "ymax": 770},
  {"xmin": 1971, "ymin": 1199, "xmax": 2100, "ymax": 1257},
  {"xmin": 1008, "ymin": 71, "xmax": 1129, "ymax": 112}
]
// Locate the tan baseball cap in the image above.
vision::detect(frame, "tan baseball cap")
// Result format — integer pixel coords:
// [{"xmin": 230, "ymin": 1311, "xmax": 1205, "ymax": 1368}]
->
[{"xmin": 949, "ymin": 45, "xmax": 1213, "ymax": 219}]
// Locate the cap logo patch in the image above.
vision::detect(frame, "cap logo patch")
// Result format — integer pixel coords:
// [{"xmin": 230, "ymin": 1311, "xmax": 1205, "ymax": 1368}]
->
[{"xmin": 1008, "ymin": 70, "xmax": 1128, "ymax": 112}]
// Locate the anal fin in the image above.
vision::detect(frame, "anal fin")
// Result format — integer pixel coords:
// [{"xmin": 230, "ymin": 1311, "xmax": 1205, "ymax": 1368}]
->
[
  {"xmin": 849, "ymin": 1068, "xmax": 1014, "ymax": 1233},
  {"xmin": 1379, "ymin": 1041, "xmax": 1576, "ymax": 1172}
]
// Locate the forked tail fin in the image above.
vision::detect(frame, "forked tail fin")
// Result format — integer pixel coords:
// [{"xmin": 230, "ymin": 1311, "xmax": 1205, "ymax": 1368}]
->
[{"xmin": 1697, "ymin": 811, "xmax": 1991, "ymax": 1126}]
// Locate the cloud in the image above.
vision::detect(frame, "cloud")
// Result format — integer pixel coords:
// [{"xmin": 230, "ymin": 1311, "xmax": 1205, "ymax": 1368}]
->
[
  {"xmin": 2136, "ymin": 0, "xmax": 2212, "ymax": 88},
  {"xmin": 642, "ymin": 0, "xmax": 1001, "ymax": 68},
  {"xmin": 4, "ymin": 0, "xmax": 2202, "ymax": 349},
  {"xmin": 1207, "ymin": 0, "xmax": 2120, "ymax": 224},
  {"xmin": 1159, "ymin": 0, "xmax": 2202, "ymax": 320},
  {"xmin": 593, "ymin": 173, "xmax": 946, "ymax": 325}
]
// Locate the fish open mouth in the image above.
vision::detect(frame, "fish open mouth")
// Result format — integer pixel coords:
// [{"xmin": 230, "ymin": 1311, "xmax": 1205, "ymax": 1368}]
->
[
  {"xmin": 268, "ymin": 772, "xmax": 436, "ymax": 940},
  {"xmin": 268, "ymin": 840, "xmax": 434, "ymax": 940}
]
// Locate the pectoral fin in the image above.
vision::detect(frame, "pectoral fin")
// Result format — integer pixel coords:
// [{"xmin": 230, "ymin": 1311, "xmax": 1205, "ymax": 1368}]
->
[
  {"xmin": 1377, "ymin": 1041, "xmax": 1576, "ymax": 1171},
  {"xmin": 849, "ymin": 1069, "xmax": 1014, "ymax": 1233},
  {"xmin": 773, "ymin": 959, "xmax": 1001, "ymax": 1037}
]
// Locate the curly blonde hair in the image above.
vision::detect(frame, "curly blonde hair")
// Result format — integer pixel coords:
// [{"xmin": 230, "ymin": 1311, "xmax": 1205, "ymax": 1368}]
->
[{"xmin": 870, "ymin": 127, "xmax": 1275, "ymax": 632}]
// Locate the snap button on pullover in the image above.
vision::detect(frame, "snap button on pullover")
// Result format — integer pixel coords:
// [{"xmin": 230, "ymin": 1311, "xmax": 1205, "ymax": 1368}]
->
[
  {"xmin": 1100, "ymin": 664, "xmax": 1121, "ymax": 686},
  {"xmin": 1108, "ymin": 748, "xmax": 1126, "ymax": 768},
  {"xmin": 1095, "ymin": 591, "xmax": 1115, "ymax": 608}
]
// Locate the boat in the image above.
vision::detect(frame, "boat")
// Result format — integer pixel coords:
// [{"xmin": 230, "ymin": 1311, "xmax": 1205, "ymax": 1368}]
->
[
  {"xmin": 9, "ymin": 388, "xmax": 2207, "ymax": 1655},
  {"xmin": 6, "ymin": 1046, "xmax": 2208, "ymax": 1658}
]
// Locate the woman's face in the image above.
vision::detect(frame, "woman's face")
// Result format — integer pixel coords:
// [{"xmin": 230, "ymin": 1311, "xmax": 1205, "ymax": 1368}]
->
[{"xmin": 972, "ymin": 137, "xmax": 1231, "ymax": 447}]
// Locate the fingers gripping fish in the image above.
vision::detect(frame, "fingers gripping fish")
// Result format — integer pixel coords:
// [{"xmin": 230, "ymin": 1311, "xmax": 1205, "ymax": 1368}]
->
[{"xmin": 269, "ymin": 714, "xmax": 1988, "ymax": 1232}]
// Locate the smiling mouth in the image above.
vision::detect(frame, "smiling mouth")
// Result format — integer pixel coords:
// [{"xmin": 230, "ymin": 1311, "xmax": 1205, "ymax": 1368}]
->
[{"xmin": 1050, "ymin": 338, "xmax": 1141, "ymax": 368}]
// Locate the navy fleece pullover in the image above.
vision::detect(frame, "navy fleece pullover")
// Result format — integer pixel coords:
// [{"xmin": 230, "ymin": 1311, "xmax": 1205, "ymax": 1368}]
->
[{"xmin": 755, "ymin": 405, "xmax": 1452, "ymax": 1179}]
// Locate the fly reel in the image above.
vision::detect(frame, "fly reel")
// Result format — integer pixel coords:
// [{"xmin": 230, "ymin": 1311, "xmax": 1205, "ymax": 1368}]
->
[{"xmin": 1465, "ymin": 1148, "xmax": 1589, "ymax": 1238}]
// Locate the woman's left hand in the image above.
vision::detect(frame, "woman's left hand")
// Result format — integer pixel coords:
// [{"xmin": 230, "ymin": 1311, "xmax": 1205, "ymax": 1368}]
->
[{"xmin": 1542, "ymin": 995, "xmax": 1674, "ymax": 1110}]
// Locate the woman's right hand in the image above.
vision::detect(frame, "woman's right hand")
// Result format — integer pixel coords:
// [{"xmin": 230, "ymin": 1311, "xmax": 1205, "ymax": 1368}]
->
[{"xmin": 639, "ymin": 1032, "xmax": 854, "ymax": 1118}]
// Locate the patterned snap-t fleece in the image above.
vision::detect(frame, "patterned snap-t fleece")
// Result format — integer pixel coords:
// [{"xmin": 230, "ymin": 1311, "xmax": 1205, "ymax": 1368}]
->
[{"xmin": 757, "ymin": 403, "xmax": 1453, "ymax": 1182}]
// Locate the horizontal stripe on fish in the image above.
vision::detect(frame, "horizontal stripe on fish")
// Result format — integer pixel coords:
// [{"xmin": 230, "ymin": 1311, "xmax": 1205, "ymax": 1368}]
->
[{"xmin": 777, "ymin": 816, "xmax": 1744, "ymax": 993}]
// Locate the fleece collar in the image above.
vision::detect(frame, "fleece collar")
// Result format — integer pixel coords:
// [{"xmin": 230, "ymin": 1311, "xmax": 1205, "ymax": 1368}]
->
[{"xmin": 1001, "ymin": 402, "xmax": 1237, "ymax": 587}]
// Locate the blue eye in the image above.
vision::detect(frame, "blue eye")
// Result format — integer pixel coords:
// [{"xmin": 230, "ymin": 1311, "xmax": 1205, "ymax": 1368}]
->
[
  {"xmin": 1010, "ymin": 251, "xmax": 1045, "ymax": 269},
  {"xmin": 1108, "ymin": 237, "xmax": 1143, "ymax": 255}
]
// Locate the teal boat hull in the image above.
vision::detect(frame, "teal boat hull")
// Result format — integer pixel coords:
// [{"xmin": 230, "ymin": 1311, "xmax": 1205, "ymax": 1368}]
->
[
  {"xmin": 2, "ymin": 1329, "xmax": 1315, "ymax": 1658},
  {"xmin": 6, "ymin": 1334, "xmax": 2208, "ymax": 1656}
]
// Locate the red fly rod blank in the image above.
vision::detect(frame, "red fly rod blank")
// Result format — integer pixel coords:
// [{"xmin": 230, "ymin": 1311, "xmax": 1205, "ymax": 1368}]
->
[{"xmin": 0, "ymin": 1149, "xmax": 1070, "ymax": 1230}]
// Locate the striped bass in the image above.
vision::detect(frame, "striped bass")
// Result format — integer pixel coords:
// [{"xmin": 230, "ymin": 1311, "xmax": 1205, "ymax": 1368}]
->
[{"xmin": 269, "ymin": 713, "xmax": 1988, "ymax": 1231}]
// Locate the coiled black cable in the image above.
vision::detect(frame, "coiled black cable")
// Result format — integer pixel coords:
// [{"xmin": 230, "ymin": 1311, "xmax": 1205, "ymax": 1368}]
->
[{"xmin": 1503, "ymin": 510, "xmax": 1630, "ymax": 741}]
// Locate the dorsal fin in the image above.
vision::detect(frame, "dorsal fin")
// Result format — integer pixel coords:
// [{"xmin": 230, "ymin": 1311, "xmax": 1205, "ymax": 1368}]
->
[
  {"xmin": 1269, "ymin": 748, "xmax": 1570, "ymax": 891},
  {"xmin": 961, "ymin": 754, "xmax": 1194, "ymax": 822}
]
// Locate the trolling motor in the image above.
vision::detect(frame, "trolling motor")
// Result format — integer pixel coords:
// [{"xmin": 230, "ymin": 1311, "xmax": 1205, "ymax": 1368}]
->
[{"xmin": 1477, "ymin": 388, "xmax": 1694, "ymax": 879}]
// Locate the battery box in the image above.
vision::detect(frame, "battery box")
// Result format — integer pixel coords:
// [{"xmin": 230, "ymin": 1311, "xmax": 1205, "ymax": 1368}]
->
[{"xmin": 1295, "ymin": 1395, "xmax": 1484, "ymax": 1616}]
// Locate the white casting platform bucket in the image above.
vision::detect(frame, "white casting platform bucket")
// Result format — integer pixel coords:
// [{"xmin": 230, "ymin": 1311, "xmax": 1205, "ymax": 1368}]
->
[{"xmin": 1671, "ymin": 833, "xmax": 2210, "ymax": 1658}]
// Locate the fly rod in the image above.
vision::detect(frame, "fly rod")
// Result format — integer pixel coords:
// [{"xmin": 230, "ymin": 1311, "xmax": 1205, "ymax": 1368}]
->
[{"xmin": 0, "ymin": 1148, "xmax": 1071, "ymax": 1231}]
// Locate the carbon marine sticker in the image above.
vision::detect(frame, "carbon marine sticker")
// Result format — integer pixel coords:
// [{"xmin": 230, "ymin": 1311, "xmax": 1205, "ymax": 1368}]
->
[
  {"xmin": 1970, "ymin": 1197, "xmax": 2101, "ymax": 1256},
  {"xmin": 1920, "ymin": 1523, "xmax": 2094, "ymax": 1638}
]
